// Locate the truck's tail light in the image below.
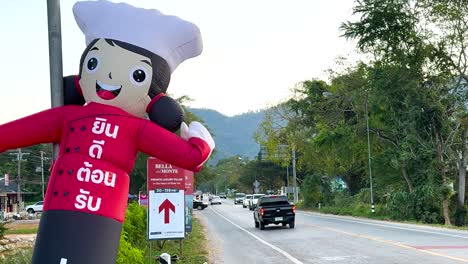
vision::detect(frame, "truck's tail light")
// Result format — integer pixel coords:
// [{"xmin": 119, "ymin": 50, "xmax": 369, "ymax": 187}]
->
[
  {"xmin": 260, "ymin": 208, "xmax": 265, "ymax": 216},
  {"xmin": 292, "ymin": 205, "xmax": 296, "ymax": 213}
]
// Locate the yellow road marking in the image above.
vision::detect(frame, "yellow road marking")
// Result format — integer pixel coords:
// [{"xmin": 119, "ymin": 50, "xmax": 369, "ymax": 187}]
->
[{"xmin": 299, "ymin": 221, "xmax": 468, "ymax": 263}]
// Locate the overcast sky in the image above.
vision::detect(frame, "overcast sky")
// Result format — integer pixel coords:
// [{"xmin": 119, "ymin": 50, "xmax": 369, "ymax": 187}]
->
[{"xmin": 0, "ymin": 0, "xmax": 358, "ymax": 124}]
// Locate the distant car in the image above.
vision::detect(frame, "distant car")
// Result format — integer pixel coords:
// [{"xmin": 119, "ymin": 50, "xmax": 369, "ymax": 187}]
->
[
  {"xmin": 243, "ymin": 195, "xmax": 252, "ymax": 208},
  {"xmin": 234, "ymin": 193, "xmax": 246, "ymax": 204},
  {"xmin": 219, "ymin": 193, "xmax": 227, "ymax": 199},
  {"xmin": 25, "ymin": 201, "xmax": 44, "ymax": 214},
  {"xmin": 254, "ymin": 195, "xmax": 296, "ymax": 230},
  {"xmin": 211, "ymin": 196, "xmax": 222, "ymax": 205},
  {"xmin": 193, "ymin": 200, "xmax": 208, "ymax": 210},
  {"xmin": 249, "ymin": 194, "xmax": 265, "ymax": 210}
]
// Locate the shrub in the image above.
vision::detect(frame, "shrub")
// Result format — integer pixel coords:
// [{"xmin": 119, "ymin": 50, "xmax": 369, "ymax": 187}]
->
[
  {"xmin": 354, "ymin": 188, "xmax": 371, "ymax": 204},
  {"xmin": 0, "ymin": 248, "xmax": 33, "ymax": 264},
  {"xmin": 413, "ymin": 185, "xmax": 442, "ymax": 224},
  {"xmin": 0, "ymin": 222, "xmax": 7, "ymax": 239},
  {"xmin": 332, "ymin": 191, "xmax": 353, "ymax": 207},
  {"xmin": 122, "ymin": 202, "xmax": 147, "ymax": 249},
  {"xmin": 301, "ymin": 174, "xmax": 322, "ymax": 207},
  {"xmin": 387, "ymin": 191, "xmax": 415, "ymax": 220},
  {"xmin": 386, "ymin": 185, "xmax": 443, "ymax": 223},
  {"xmin": 453, "ymin": 205, "xmax": 467, "ymax": 226},
  {"xmin": 116, "ymin": 231, "xmax": 144, "ymax": 264},
  {"xmin": 116, "ymin": 203, "xmax": 147, "ymax": 264}
]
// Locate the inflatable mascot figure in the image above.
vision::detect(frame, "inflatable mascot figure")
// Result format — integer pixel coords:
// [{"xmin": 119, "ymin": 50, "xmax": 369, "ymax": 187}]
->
[{"xmin": 0, "ymin": 1, "xmax": 214, "ymax": 263}]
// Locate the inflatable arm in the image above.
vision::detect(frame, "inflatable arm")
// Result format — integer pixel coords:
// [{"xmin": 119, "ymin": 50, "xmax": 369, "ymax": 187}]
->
[{"xmin": 0, "ymin": 107, "xmax": 68, "ymax": 153}]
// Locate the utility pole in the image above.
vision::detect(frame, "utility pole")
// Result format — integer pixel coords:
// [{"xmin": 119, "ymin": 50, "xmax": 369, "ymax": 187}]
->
[
  {"xmin": 10, "ymin": 148, "xmax": 30, "ymax": 212},
  {"xmin": 47, "ymin": 0, "xmax": 64, "ymax": 160},
  {"xmin": 365, "ymin": 97, "xmax": 375, "ymax": 213},
  {"xmin": 40, "ymin": 151, "xmax": 46, "ymax": 200},
  {"xmin": 292, "ymin": 145, "xmax": 298, "ymax": 204}
]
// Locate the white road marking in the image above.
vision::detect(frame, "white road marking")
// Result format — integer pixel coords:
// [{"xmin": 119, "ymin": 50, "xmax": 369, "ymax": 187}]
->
[
  {"xmin": 209, "ymin": 207, "xmax": 304, "ymax": 264},
  {"xmin": 320, "ymin": 255, "xmax": 369, "ymax": 261},
  {"xmin": 60, "ymin": 258, "xmax": 67, "ymax": 264},
  {"xmin": 298, "ymin": 212, "xmax": 468, "ymax": 240}
]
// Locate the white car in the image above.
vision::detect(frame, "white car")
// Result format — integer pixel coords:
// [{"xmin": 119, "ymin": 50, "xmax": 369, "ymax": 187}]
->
[
  {"xmin": 243, "ymin": 195, "xmax": 252, "ymax": 208},
  {"xmin": 249, "ymin": 194, "xmax": 264, "ymax": 210},
  {"xmin": 25, "ymin": 201, "xmax": 44, "ymax": 214},
  {"xmin": 210, "ymin": 196, "xmax": 222, "ymax": 205}
]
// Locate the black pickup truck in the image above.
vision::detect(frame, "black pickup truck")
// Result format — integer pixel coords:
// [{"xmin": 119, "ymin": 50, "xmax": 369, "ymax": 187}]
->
[{"xmin": 253, "ymin": 195, "xmax": 295, "ymax": 230}]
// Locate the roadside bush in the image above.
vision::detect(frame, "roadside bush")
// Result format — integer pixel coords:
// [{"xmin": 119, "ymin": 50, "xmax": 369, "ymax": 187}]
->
[
  {"xmin": 122, "ymin": 202, "xmax": 147, "ymax": 249},
  {"xmin": 301, "ymin": 174, "xmax": 322, "ymax": 207},
  {"xmin": 0, "ymin": 248, "xmax": 32, "ymax": 264},
  {"xmin": 386, "ymin": 185, "xmax": 442, "ymax": 223},
  {"xmin": 0, "ymin": 222, "xmax": 7, "ymax": 239},
  {"xmin": 387, "ymin": 191, "xmax": 415, "ymax": 220},
  {"xmin": 353, "ymin": 188, "xmax": 372, "ymax": 204},
  {"xmin": 413, "ymin": 185, "xmax": 441, "ymax": 224},
  {"xmin": 116, "ymin": 202, "xmax": 146, "ymax": 264},
  {"xmin": 332, "ymin": 191, "xmax": 353, "ymax": 207},
  {"xmin": 116, "ymin": 231, "xmax": 144, "ymax": 264},
  {"xmin": 453, "ymin": 205, "xmax": 468, "ymax": 226}
]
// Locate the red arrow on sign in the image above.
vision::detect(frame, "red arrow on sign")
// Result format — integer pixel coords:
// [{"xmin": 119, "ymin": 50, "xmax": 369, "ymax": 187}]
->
[{"xmin": 159, "ymin": 199, "xmax": 176, "ymax": 224}]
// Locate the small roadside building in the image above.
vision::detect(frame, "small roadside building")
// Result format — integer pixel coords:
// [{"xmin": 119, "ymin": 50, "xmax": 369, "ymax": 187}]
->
[{"xmin": 0, "ymin": 177, "xmax": 31, "ymax": 213}]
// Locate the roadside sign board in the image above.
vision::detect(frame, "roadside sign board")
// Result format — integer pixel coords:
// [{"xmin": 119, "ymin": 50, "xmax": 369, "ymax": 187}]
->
[
  {"xmin": 138, "ymin": 191, "xmax": 148, "ymax": 207},
  {"xmin": 184, "ymin": 171, "xmax": 194, "ymax": 232},
  {"xmin": 147, "ymin": 158, "xmax": 185, "ymax": 191},
  {"xmin": 147, "ymin": 158, "xmax": 186, "ymax": 240},
  {"xmin": 148, "ymin": 189, "xmax": 185, "ymax": 240}
]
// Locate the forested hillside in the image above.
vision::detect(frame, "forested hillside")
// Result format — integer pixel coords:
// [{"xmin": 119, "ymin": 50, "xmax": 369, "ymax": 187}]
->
[{"xmin": 189, "ymin": 108, "xmax": 264, "ymax": 163}]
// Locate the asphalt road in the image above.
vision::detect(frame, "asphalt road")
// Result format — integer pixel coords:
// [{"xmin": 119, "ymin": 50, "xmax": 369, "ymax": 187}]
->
[{"xmin": 196, "ymin": 198, "xmax": 468, "ymax": 264}]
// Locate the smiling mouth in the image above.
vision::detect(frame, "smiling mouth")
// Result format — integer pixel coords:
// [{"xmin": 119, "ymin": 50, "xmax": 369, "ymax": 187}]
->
[{"xmin": 95, "ymin": 80, "xmax": 122, "ymax": 100}]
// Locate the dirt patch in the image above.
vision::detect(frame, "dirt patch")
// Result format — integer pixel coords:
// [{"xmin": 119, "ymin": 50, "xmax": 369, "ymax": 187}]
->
[{"xmin": 5, "ymin": 220, "xmax": 39, "ymax": 231}]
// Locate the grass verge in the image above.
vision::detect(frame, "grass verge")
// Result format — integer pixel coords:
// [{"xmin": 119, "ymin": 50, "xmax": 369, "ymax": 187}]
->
[
  {"xmin": 299, "ymin": 205, "xmax": 468, "ymax": 231},
  {"xmin": 5, "ymin": 228, "xmax": 38, "ymax": 235},
  {"xmin": 144, "ymin": 217, "xmax": 208, "ymax": 264}
]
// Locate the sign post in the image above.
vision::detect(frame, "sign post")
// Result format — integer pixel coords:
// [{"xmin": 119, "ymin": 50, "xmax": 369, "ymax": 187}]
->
[
  {"xmin": 184, "ymin": 170, "xmax": 194, "ymax": 232},
  {"xmin": 147, "ymin": 158, "xmax": 186, "ymax": 240}
]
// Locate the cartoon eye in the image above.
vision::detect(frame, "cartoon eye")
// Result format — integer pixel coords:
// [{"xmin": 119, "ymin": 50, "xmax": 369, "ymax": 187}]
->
[
  {"xmin": 133, "ymin": 69, "xmax": 146, "ymax": 83},
  {"xmin": 85, "ymin": 54, "xmax": 100, "ymax": 73},
  {"xmin": 87, "ymin": 58, "xmax": 98, "ymax": 70},
  {"xmin": 129, "ymin": 67, "xmax": 149, "ymax": 87}
]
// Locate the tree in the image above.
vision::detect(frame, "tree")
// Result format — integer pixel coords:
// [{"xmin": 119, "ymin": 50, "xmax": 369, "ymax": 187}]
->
[{"xmin": 341, "ymin": 0, "xmax": 467, "ymax": 225}]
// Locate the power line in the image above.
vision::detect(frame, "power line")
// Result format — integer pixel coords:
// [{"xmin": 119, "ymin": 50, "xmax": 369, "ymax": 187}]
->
[
  {"xmin": 9, "ymin": 148, "xmax": 30, "ymax": 212},
  {"xmin": 39, "ymin": 151, "xmax": 50, "ymax": 200}
]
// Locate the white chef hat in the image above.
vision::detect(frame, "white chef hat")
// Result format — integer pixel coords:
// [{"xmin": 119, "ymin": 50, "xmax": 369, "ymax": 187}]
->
[{"xmin": 73, "ymin": 0, "xmax": 203, "ymax": 73}]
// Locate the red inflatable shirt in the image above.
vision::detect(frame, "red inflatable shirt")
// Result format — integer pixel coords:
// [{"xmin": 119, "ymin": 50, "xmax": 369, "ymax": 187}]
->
[{"xmin": 0, "ymin": 102, "xmax": 211, "ymax": 222}]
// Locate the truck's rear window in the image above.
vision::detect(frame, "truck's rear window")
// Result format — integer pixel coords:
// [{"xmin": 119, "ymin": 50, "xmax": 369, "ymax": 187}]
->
[{"xmin": 258, "ymin": 196, "xmax": 290, "ymax": 206}]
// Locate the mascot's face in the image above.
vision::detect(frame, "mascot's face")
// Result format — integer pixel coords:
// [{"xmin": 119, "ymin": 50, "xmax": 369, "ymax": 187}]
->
[{"xmin": 79, "ymin": 39, "xmax": 153, "ymax": 116}]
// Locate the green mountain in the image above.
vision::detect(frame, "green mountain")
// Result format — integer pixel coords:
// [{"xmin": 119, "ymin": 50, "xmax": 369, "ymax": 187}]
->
[{"xmin": 188, "ymin": 108, "xmax": 265, "ymax": 163}]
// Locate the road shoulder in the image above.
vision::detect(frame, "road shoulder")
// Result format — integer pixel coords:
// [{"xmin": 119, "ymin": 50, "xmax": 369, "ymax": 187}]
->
[{"xmin": 195, "ymin": 210, "xmax": 224, "ymax": 264}]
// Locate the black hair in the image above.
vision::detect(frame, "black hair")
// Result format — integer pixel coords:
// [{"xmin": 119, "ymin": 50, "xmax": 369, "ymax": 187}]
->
[{"xmin": 64, "ymin": 38, "xmax": 184, "ymax": 132}]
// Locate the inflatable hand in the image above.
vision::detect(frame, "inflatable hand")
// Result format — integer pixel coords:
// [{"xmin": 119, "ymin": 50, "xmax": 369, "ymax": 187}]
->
[{"xmin": 180, "ymin": 121, "xmax": 215, "ymax": 153}]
